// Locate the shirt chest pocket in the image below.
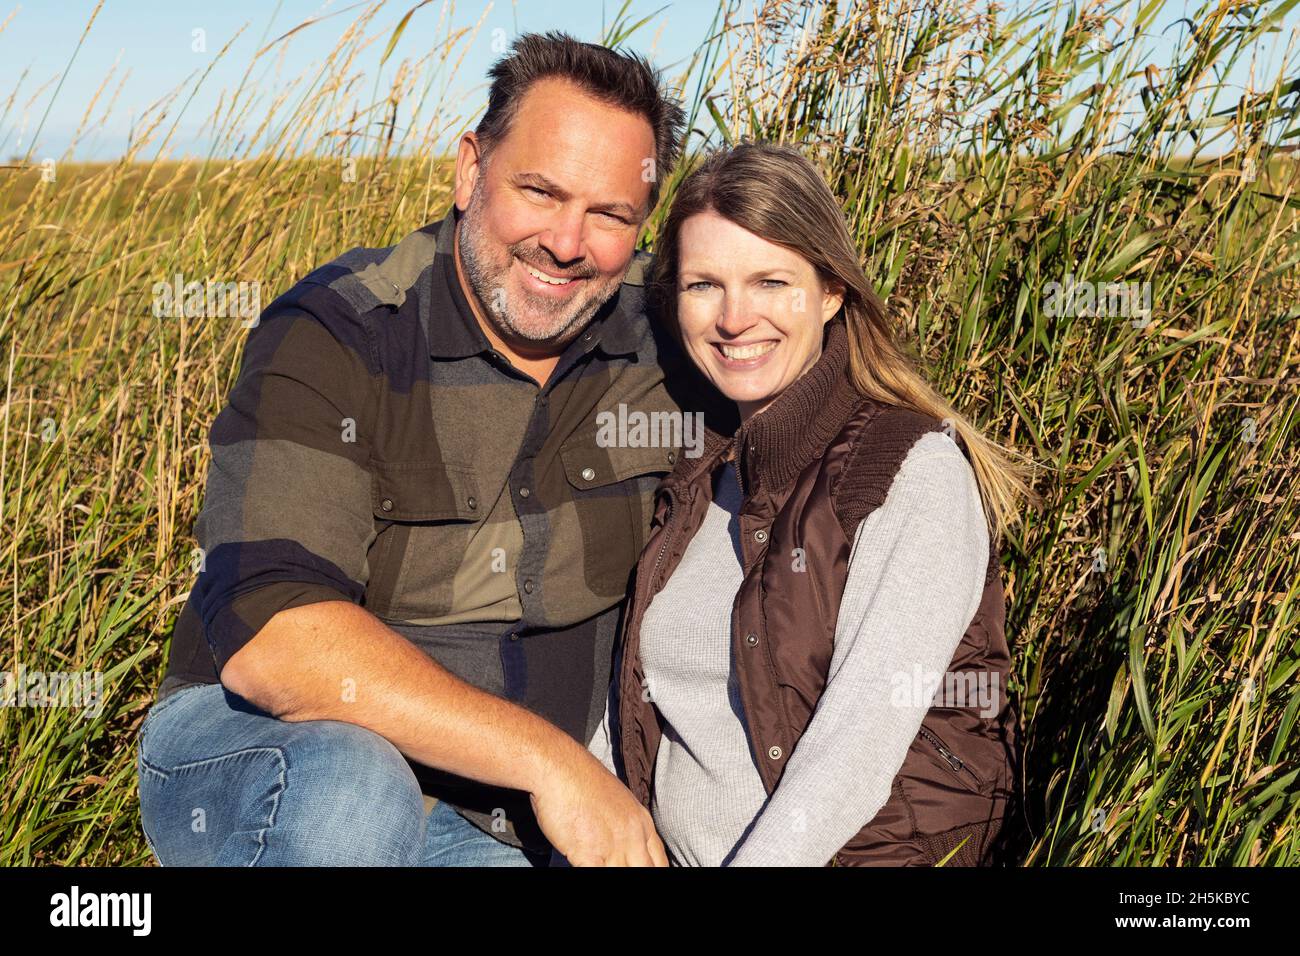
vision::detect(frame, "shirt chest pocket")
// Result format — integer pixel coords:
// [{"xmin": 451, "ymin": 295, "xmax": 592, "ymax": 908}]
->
[
  {"xmin": 557, "ymin": 439, "xmax": 678, "ymax": 599},
  {"xmin": 369, "ymin": 459, "xmax": 483, "ymax": 521},
  {"xmin": 365, "ymin": 459, "xmax": 490, "ymax": 621}
]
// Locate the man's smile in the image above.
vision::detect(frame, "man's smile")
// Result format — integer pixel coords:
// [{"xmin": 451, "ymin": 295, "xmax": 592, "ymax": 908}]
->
[{"xmin": 515, "ymin": 255, "xmax": 588, "ymax": 297}]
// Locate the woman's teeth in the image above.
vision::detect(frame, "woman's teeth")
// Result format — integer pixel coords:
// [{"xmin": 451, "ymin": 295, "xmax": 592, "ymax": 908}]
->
[
  {"xmin": 522, "ymin": 261, "xmax": 574, "ymax": 285},
  {"xmin": 719, "ymin": 341, "xmax": 778, "ymax": 360}
]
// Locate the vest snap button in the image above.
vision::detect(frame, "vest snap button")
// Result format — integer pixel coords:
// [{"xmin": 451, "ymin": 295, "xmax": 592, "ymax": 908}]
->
[
  {"xmin": 754, "ymin": 528, "xmax": 768, "ymax": 543},
  {"xmin": 581, "ymin": 467, "xmax": 595, "ymax": 481},
  {"xmin": 768, "ymin": 745, "xmax": 783, "ymax": 760},
  {"xmin": 380, "ymin": 498, "xmax": 394, "ymax": 512},
  {"xmin": 745, "ymin": 632, "xmax": 758, "ymax": 647}
]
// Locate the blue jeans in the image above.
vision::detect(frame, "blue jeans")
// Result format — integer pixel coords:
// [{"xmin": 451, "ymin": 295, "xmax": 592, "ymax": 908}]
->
[{"xmin": 136, "ymin": 682, "xmax": 549, "ymax": 866}]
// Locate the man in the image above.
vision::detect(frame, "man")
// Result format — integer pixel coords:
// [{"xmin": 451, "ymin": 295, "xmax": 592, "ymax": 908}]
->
[{"xmin": 138, "ymin": 31, "xmax": 716, "ymax": 867}]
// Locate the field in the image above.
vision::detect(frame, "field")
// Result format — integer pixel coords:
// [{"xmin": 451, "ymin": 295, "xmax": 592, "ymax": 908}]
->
[{"xmin": 1, "ymin": 0, "xmax": 1298, "ymax": 865}]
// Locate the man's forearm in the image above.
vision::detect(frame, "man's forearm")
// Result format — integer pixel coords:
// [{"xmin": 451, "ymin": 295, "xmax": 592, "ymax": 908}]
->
[{"xmin": 218, "ymin": 600, "xmax": 592, "ymax": 796}]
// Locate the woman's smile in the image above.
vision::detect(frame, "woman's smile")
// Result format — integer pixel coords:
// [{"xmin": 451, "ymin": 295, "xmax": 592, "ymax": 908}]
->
[{"xmin": 712, "ymin": 338, "xmax": 780, "ymax": 368}]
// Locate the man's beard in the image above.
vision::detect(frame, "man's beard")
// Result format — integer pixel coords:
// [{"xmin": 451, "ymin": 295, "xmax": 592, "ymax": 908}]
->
[{"xmin": 457, "ymin": 175, "xmax": 624, "ymax": 346}]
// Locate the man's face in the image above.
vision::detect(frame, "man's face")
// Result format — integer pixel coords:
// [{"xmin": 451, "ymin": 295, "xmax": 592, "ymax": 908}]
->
[{"xmin": 455, "ymin": 76, "xmax": 657, "ymax": 350}]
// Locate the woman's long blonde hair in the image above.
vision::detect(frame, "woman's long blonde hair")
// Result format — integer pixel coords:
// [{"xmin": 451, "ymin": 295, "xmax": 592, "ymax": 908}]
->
[{"xmin": 651, "ymin": 142, "xmax": 1040, "ymax": 543}]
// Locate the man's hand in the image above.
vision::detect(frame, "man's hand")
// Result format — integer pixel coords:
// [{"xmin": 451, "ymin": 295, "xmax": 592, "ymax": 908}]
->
[{"xmin": 530, "ymin": 751, "xmax": 668, "ymax": 866}]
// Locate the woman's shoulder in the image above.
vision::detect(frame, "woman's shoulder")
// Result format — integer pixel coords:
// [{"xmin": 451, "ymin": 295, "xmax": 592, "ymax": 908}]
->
[
  {"xmin": 842, "ymin": 399, "xmax": 964, "ymax": 457},
  {"xmin": 838, "ymin": 430, "xmax": 990, "ymax": 588},
  {"xmin": 830, "ymin": 403, "xmax": 975, "ymax": 536},
  {"xmin": 885, "ymin": 430, "xmax": 982, "ymax": 512}
]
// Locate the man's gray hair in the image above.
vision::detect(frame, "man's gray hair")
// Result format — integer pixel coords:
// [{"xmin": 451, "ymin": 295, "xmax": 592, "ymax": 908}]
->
[{"xmin": 476, "ymin": 30, "xmax": 686, "ymax": 213}]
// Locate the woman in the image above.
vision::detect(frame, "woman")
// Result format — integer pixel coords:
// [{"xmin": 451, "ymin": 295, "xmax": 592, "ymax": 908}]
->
[{"xmin": 585, "ymin": 142, "xmax": 1034, "ymax": 866}]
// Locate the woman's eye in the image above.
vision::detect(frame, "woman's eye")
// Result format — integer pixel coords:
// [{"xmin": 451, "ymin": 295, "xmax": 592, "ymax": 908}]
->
[
  {"xmin": 759, "ymin": 278, "xmax": 787, "ymax": 288},
  {"xmin": 685, "ymin": 281, "xmax": 714, "ymax": 292}
]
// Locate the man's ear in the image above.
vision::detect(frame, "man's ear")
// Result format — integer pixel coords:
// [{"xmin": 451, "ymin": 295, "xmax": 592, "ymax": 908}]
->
[{"xmin": 454, "ymin": 133, "xmax": 483, "ymax": 211}]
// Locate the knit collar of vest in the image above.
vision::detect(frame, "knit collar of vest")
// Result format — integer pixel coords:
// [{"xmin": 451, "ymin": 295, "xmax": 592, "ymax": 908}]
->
[{"xmin": 675, "ymin": 314, "xmax": 866, "ymax": 496}]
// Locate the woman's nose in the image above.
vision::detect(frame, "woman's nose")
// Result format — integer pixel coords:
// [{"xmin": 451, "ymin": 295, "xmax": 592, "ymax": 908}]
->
[{"xmin": 716, "ymin": 291, "xmax": 757, "ymax": 336}]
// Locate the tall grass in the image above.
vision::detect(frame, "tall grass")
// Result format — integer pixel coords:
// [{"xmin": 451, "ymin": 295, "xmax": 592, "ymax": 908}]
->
[{"xmin": 1, "ymin": 0, "xmax": 1297, "ymax": 865}]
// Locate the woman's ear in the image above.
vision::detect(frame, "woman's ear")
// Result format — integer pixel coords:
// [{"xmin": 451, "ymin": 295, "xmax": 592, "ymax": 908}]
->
[{"xmin": 821, "ymin": 278, "xmax": 846, "ymax": 325}]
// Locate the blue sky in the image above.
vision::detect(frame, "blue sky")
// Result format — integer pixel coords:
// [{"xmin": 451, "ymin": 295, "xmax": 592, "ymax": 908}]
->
[
  {"xmin": 0, "ymin": 0, "xmax": 719, "ymax": 161},
  {"xmin": 0, "ymin": 0, "xmax": 1294, "ymax": 161}
]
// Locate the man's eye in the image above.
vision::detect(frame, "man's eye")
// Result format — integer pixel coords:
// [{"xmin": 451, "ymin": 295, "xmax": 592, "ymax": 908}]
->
[
  {"xmin": 760, "ymin": 278, "xmax": 787, "ymax": 288},
  {"xmin": 599, "ymin": 211, "xmax": 629, "ymax": 224},
  {"xmin": 523, "ymin": 185, "xmax": 549, "ymax": 198}
]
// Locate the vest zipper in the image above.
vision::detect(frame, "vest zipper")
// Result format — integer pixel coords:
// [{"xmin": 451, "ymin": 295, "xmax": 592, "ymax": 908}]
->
[
  {"xmin": 624, "ymin": 487, "xmax": 676, "ymax": 810},
  {"xmin": 630, "ymin": 486, "xmax": 677, "ymax": 621},
  {"xmin": 918, "ymin": 726, "xmax": 985, "ymax": 788},
  {"xmin": 648, "ymin": 491, "xmax": 675, "ymax": 591},
  {"xmin": 733, "ymin": 444, "xmax": 746, "ymax": 497}
]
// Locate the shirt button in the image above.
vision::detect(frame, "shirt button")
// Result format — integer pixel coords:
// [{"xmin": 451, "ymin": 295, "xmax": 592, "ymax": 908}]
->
[
  {"xmin": 519, "ymin": 486, "xmax": 530, "ymax": 498},
  {"xmin": 768, "ymin": 745, "xmax": 783, "ymax": 760},
  {"xmin": 581, "ymin": 467, "xmax": 595, "ymax": 481},
  {"xmin": 509, "ymin": 633, "xmax": 520, "ymax": 642},
  {"xmin": 754, "ymin": 528, "xmax": 768, "ymax": 543},
  {"xmin": 380, "ymin": 498, "xmax": 394, "ymax": 512},
  {"xmin": 745, "ymin": 632, "xmax": 758, "ymax": 647},
  {"xmin": 467, "ymin": 496, "xmax": 477, "ymax": 510},
  {"xmin": 523, "ymin": 579, "xmax": 535, "ymax": 594}
]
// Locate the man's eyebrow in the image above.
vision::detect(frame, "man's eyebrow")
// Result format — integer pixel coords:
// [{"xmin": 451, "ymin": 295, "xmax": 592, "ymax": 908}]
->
[{"xmin": 513, "ymin": 171, "xmax": 640, "ymax": 220}]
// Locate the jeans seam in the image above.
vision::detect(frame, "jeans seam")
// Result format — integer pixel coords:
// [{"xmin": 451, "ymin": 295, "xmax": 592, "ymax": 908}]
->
[
  {"xmin": 139, "ymin": 746, "xmax": 287, "ymax": 867},
  {"xmin": 138, "ymin": 683, "xmax": 209, "ymax": 752}
]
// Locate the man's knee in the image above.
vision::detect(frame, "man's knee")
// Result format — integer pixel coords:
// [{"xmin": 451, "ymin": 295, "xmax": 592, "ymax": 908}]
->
[
  {"xmin": 234, "ymin": 717, "xmax": 426, "ymax": 866},
  {"xmin": 143, "ymin": 711, "xmax": 426, "ymax": 866}
]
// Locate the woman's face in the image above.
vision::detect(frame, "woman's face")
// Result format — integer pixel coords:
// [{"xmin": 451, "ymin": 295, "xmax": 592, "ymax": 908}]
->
[{"xmin": 675, "ymin": 211, "xmax": 844, "ymax": 421}]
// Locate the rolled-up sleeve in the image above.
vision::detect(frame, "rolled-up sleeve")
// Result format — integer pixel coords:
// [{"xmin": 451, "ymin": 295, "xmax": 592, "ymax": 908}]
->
[{"xmin": 191, "ymin": 290, "xmax": 378, "ymax": 673}]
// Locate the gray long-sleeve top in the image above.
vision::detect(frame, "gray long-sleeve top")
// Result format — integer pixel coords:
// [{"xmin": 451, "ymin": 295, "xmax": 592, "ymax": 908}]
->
[{"xmin": 587, "ymin": 429, "xmax": 990, "ymax": 866}]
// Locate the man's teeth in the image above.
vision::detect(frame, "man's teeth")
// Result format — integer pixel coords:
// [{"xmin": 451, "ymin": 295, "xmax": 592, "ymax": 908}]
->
[
  {"xmin": 522, "ymin": 261, "xmax": 573, "ymax": 285},
  {"xmin": 720, "ymin": 341, "xmax": 778, "ymax": 360}
]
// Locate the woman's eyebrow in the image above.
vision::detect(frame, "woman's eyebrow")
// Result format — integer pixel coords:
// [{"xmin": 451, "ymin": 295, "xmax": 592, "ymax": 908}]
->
[
  {"xmin": 679, "ymin": 267, "xmax": 798, "ymax": 282},
  {"xmin": 678, "ymin": 267, "xmax": 719, "ymax": 281}
]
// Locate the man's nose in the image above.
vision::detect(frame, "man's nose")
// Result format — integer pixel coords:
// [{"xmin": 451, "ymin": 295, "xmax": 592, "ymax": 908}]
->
[{"xmin": 538, "ymin": 206, "xmax": 586, "ymax": 265}]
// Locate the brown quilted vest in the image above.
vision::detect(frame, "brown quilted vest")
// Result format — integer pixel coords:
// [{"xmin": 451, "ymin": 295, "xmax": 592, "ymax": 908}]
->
[{"xmin": 615, "ymin": 315, "xmax": 1020, "ymax": 866}]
